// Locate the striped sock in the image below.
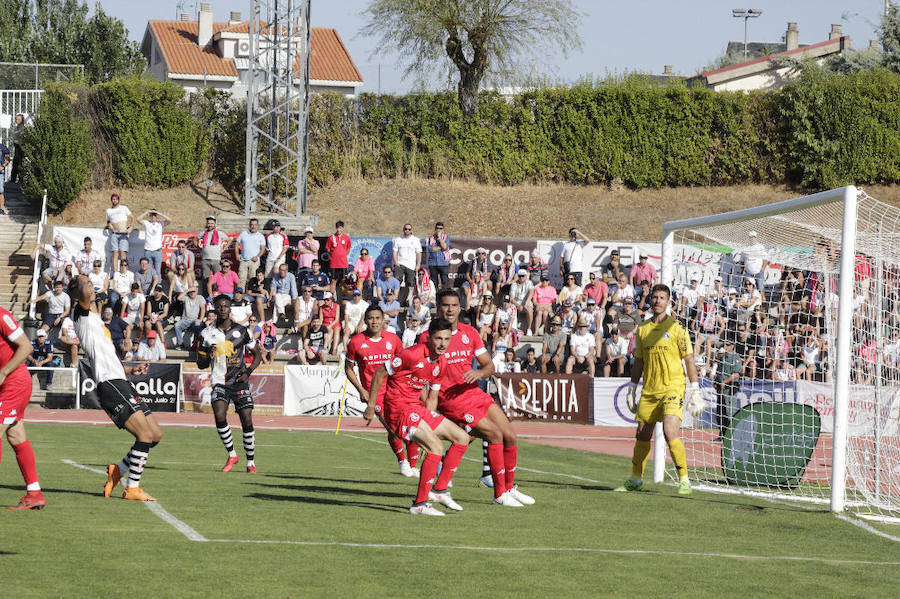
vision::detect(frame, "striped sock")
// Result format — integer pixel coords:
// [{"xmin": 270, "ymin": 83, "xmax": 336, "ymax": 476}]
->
[
  {"xmin": 117, "ymin": 451, "xmax": 131, "ymax": 476},
  {"xmin": 481, "ymin": 440, "xmax": 491, "ymax": 476},
  {"xmin": 126, "ymin": 441, "xmax": 151, "ymax": 488},
  {"xmin": 216, "ymin": 421, "xmax": 237, "ymax": 457},
  {"xmin": 242, "ymin": 427, "xmax": 255, "ymax": 465}
]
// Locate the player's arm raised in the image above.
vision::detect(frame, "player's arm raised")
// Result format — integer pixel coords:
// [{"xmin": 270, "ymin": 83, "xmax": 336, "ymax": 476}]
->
[
  {"xmin": 462, "ymin": 348, "xmax": 495, "ymax": 384},
  {"xmin": 365, "ymin": 366, "xmax": 388, "ymax": 425}
]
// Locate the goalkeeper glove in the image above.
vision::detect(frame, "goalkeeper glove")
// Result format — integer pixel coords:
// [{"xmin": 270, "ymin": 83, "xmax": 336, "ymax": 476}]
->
[
  {"xmin": 626, "ymin": 382, "xmax": 638, "ymax": 414},
  {"xmin": 686, "ymin": 382, "xmax": 706, "ymax": 417}
]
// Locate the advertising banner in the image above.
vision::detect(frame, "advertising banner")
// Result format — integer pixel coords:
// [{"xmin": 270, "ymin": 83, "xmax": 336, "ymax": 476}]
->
[
  {"xmin": 283, "ymin": 364, "xmax": 367, "ymax": 417},
  {"xmin": 78, "ymin": 359, "xmax": 181, "ymax": 412},
  {"xmin": 181, "ymin": 364, "xmax": 284, "ymax": 415},
  {"xmin": 494, "ymin": 373, "xmax": 592, "ymax": 424}
]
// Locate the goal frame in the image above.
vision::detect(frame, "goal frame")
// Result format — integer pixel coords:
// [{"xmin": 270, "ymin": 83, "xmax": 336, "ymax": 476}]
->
[{"xmin": 658, "ymin": 185, "xmax": 857, "ymax": 514}]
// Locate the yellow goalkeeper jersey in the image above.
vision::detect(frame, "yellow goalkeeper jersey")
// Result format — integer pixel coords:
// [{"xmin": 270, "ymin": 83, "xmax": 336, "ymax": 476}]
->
[{"xmin": 633, "ymin": 316, "xmax": 692, "ymax": 397}]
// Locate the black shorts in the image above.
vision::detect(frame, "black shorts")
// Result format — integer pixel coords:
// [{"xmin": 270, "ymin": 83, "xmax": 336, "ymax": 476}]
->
[
  {"xmin": 98, "ymin": 379, "xmax": 152, "ymax": 429},
  {"xmin": 329, "ymin": 267, "xmax": 347, "ymax": 283},
  {"xmin": 211, "ymin": 383, "xmax": 254, "ymax": 411}
]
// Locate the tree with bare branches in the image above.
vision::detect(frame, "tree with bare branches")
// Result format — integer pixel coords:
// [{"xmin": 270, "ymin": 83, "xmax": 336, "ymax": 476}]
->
[{"xmin": 361, "ymin": 0, "xmax": 582, "ymax": 117}]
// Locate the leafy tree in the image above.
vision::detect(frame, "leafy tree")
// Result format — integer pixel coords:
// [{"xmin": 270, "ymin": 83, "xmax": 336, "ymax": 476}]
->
[
  {"xmin": 881, "ymin": 2, "xmax": 900, "ymax": 72},
  {"xmin": 361, "ymin": 0, "xmax": 582, "ymax": 117}
]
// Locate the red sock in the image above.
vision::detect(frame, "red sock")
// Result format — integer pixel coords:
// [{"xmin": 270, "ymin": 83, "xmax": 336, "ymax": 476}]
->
[
  {"xmin": 415, "ymin": 453, "xmax": 441, "ymax": 504},
  {"xmin": 487, "ymin": 443, "xmax": 507, "ymax": 498},
  {"xmin": 12, "ymin": 440, "xmax": 39, "ymax": 486},
  {"xmin": 504, "ymin": 444, "xmax": 518, "ymax": 490},
  {"xmin": 406, "ymin": 442, "xmax": 420, "ymax": 468},
  {"xmin": 434, "ymin": 443, "xmax": 467, "ymax": 491},
  {"xmin": 388, "ymin": 436, "xmax": 405, "ymax": 462}
]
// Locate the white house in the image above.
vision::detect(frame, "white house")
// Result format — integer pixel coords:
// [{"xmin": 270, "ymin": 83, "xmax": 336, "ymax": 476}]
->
[
  {"xmin": 141, "ymin": 3, "xmax": 363, "ymax": 97},
  {"xmin": 687, "ymin": 23, "xmax": 850, "ymax": 92}
]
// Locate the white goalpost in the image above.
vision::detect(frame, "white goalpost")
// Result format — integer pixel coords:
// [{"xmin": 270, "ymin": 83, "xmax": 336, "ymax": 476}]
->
[{"xmin": 659, "ymin": 185, "xmax": 900, "ymax": 523}]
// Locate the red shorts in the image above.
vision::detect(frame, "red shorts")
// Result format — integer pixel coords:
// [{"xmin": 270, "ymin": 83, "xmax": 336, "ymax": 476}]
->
[
  {"xmin": 0, "ymin": 374, "xmax": 33, "ymax": 425},
  {"xmin": 382, "ymin": 402, "xmax": 444, "ymax": 442},
  {"xmin": 438, "ymin": 388, "xmax": 494, "ymax": 433}
]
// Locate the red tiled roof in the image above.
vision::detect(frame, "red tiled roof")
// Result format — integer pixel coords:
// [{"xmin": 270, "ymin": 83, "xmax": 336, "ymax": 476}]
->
[
  {"xmin": 695, "ymin": 37, "xmax": 848, "ymax": 79},
  {"xmin": 146, "ymin": 21, "xmax": 362, "ymax": 83}
]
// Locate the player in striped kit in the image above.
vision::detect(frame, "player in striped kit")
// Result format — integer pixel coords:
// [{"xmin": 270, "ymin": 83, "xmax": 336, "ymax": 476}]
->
[
  {"xmin": 344, "ymin": 305, "xmax": 421, "ymax": 477},
  {"xmin": 68, "ymin": 275, "xmax": 163, "ymax": 501},
  {"xmin": 0, "ymin": 306, "xmax": 46, "ymax": 509}
]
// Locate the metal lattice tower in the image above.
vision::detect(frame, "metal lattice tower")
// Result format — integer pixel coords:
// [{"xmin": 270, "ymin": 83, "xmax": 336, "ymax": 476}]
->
[{"xmin": 244, "ymin": 0, "xmax": 311, "ymax": 216}]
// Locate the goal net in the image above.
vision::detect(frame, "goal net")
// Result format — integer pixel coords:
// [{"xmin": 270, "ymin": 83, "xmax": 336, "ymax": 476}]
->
[{"xmin": 660, "ymin": 185, "xmax": 900, "ymax": 522}]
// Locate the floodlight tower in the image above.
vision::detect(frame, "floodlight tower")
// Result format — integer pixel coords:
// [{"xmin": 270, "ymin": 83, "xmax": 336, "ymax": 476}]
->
[
  {"xmin": 732, "ymin": 8, "xmax": 763, "ymax": 59},
  {"xmin": 244, "ymin": 0, "xmax": 312, "ymax": 216}
]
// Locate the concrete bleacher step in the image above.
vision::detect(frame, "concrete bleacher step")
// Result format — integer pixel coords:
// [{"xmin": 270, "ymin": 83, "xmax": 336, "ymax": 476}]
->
[{"xmin": 213, "ymin": 211, "xmax": 320, "ymax": 235}]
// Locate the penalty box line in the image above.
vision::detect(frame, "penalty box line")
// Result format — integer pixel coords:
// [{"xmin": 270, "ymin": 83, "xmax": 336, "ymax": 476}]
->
[{"xmin": 61, "ymin": 460, "xmax": 898, "ymax": 565}]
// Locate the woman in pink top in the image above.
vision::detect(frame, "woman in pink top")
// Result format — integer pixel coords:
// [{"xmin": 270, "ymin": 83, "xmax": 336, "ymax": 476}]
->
[
  {"xmin": 208, "ymin": 259, "xmax": 240, "ymax": 297},
  {"xmin": 532, "ymin": 275, "xmax": 558, "ymax": 334},
  {"xmin": 353, "ymin": 249, "xmax": 375, "ymax": 295}
]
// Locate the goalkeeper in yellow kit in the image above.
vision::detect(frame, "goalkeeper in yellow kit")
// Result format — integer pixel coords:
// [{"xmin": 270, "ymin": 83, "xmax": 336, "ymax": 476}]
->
[{"xmin": 615, "ymin": 284, "xmax": 705, "ymax": 495}]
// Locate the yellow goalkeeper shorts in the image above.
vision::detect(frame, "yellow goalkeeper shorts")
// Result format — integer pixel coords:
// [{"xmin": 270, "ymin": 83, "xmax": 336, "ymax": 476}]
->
[{"xmin": 636, "ymin": 391, "xmax": 684, "ymax": 424}]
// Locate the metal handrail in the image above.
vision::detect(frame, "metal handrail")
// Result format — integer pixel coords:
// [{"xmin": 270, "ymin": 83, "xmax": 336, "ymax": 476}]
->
[{"xmin": 27, "ymin": 189, "xmax": 48, "ymax": 320}]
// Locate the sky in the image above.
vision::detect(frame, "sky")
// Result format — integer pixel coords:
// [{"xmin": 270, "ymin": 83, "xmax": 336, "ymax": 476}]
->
[{"xmin": 104, "ymin": 0, "xmax": 889, "ymax": 93}]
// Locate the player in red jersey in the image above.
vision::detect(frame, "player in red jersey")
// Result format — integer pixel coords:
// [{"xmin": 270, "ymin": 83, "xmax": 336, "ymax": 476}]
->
[
  {"xmin": 0, "ymin": 306, "xmax": 46, "ymax": 509},
  {"xmin": 366, "ymin": 318, "xmax": 470, "ymax": 516},
  {"xmin": 421, "ymin": 289, "xmax": 535, "ymax": 507},
  {"xmin": 345, "ymin": 305, "xmax": 421, "ymax": 477}
]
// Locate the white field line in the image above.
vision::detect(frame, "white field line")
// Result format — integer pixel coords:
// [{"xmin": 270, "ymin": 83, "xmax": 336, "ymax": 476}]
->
[
  {"xmin": 342, "ymin": 432, "xmax": 601, "ymax": 484},
  {"xmin": 836, "ymin": 514, "xmax": 900, "ymax": 543},
  {"xmin": 62, "ymin": 459, "xmax": 208, "ymax": 542},
  {"xmin": 61, "ymin": 461, "xmax": 899, "ymax": 564}
]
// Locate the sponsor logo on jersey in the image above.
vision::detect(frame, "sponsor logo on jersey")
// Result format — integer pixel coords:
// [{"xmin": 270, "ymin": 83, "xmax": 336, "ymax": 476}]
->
[
  {"xmin": 361, "ymin": 343, "xmax": 368, "ymax": 349},
  {"xmin": 461, "ymin": 333, "xmax": 469, "ymax": 345},
  {"xmin": 410, "ymin": 412, "xmax": 420, "ymax": 422},
  {"xmin": 432, "ymin": 365, "xmax": 440, "ymax": 377},
  {"xmin": 464, "ymin": 413, "xmax": 474, "ymax": 423},
  {"xmin": 385, "ymin": 341, "xmax": 392, "ymax": 350},
  {"xmin": 416, "ymin": 362, "xmax": 424, "ymax": 369},
  {"xmin": 391, "ymin": 357, "xmax": 402, "ymax": 368},
  {"xmin": 232, "ymin": 330, "xmax": 242, "ymax": 338}
]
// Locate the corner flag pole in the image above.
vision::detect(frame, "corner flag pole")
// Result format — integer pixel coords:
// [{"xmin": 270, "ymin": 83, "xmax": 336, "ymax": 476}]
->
[{"xmin": 333, "ymin": 353, "xmax": 347, "ymax": 434}]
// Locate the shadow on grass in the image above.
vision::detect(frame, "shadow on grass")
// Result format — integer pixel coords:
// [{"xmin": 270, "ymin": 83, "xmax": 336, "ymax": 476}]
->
[
  {"xmin": 522, "ymin": 479, "xmax": 614, "ymax": 492},
  {"xmin": 249, "ymin": 481, "xmax": 409, "ymax": 499},
  {"xmin": 247, "ymin": 492, "xmax": 400, "ymax": 513},
  {"xmin": 263, "ymin": 473, "xmax": 396, "ymax": 486},
  {"xmin": 0, "ymin": 484, "xmax": 97, "ymax": 498}
]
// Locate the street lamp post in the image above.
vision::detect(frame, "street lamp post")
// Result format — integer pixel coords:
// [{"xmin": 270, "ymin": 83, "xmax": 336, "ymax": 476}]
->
[{"xmin": 733, "ymin": 9, "xmax": 764, "ymax": 59}]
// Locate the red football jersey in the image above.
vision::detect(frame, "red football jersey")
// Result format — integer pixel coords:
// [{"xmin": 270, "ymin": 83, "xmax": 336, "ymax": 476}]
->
[
  {"xmin": 345, "ymin": 330, "xmax": 402, "ymax": 390},
  {"xmin": 0, "ymin": 307, "xmax": 30, "ymax": 385},
  {"xmin": 325, "ymin": 234, "xmax": 352, "ymax": 268},
  {"xmin": 383, "ymin": 343, "xmax": 444, "ymax": 408},
  {"xmin": 419, "ymin": 323, "xmax": 488, "ymax": 398}
]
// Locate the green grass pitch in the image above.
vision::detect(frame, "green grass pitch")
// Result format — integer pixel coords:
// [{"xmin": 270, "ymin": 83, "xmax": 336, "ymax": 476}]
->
[{"xmin": 0, "ymin": 423, "xmax": 897, "ymax": 598}]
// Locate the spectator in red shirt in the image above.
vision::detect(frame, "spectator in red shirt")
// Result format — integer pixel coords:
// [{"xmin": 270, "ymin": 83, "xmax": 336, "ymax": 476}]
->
[{"xmin": 325, "ymin": 220, "xmax": 352, "ymax": 294}]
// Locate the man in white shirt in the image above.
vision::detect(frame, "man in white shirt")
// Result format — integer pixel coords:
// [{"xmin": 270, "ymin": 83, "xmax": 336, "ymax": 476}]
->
[
  {"xmin": 30, "ymin": 280, "xmax": 71, "ymax": 332},
  {"xmin": 392, "ymin": 223, "xmax": 422, "ymax": 303},
  {"xmin": 601, "ymin": 329, "xmax": 629, "ymax": 377},
  {"xmin": 264, "ymin": 220, "xmax": 289, "ymax": 277},
  {"xmin": 736, "ymin": 230, "xmax": 769, "ymax": 300},
  {"xmin": 34, "ymin": 235, "xmax": 72, "ymax": 286},
  {"xmin": 229, "ymin": 288, "xmax": 253, "ymax": 326},
  {"xmin": 342, "ymin": 289, "xmax": 369, "ymax": 346},
  {"xmin": 106, "ymin": 193, "xmax": 134, "ymax": 275},
  {"xmin": 137, "ymin": 209, "xmax": 171, "ymax": 279},
  {"xmin": 509, "ymin": 269, "xmax": 535, "ymax": 334},
  {"xmin": 136, "ymin": 330, "xmax": 166, "ymax": 362},
  {"xmin": 679, "ymin": 278, "xmax": 704, "ymax": 322},
  {"xmin": 109, "ymin": 259, "xmax": 135, "ymax": 313},
  {"xmin": 75, "ymin": 236, "xmax": 103, "ymax": 275},
  {"xmin": 561, "ymin": 227, "xmax": 591, "ymax": 286},
  {"xmin": 565, "ymin": 315, "xmax": 596, "ymax": 376}
]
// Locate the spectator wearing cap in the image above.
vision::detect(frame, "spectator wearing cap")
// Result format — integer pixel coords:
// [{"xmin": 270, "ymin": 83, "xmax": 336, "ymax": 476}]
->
[
  {"xmin": 509, "ymin": 268, "xmax": 535, "ymax": 334},
  {"xmin": 475, "ymin": 291, "xmax": 497, "ymax": 344},
  {"xmin": 144, "ymin": 283, "xmax": 170, "ymax": 341},
  {"xmin": 34, "ymin": 235, "xmax": 73, "ymax": 288},
  {"xmin": 494, "ymin": 294, "xmax": 518, "ymax": 333},
  {"xmin": 236, "ymin": 218, "xmax": 267, "ymax": 289},
  {"xmin": 27, "ymin": 329, "xmax": 60, "ymax": 388},
  {"xmin": 734, "ymin": 230, "xmax": 769, "ymax": 300},
  {"xmin": 600, "ymin": 329, "xmax": 629, "ymax": 377},
  {"xmin": 105, "ymin": 193, "xmax": 134, "ymax": 273},
  {"xmin": 392, "ymin": 223, "xmax": 422, "ymax": 302},
  {"xmin": 264, "ymin": 220, "xmax": 290, "ymax": 278},
  {"xmin": 561, "ymin": 227, "xmax": 591, "ymax": 286},
  {"xmin": 101, "ymin": 306, "xmax": 133, "ymax": 357},
  {"xmin": 230, "ymin": 287, "xmax": 253, "ymax": 326},
  {"xmin": 137, "ymin": 208, "xmax": 171, "ymax": 278},
  {"xmin": 559, "ymin": 272, "xmax": 585, "ymax": 310},
  {"xmin": 582, "ymin": 296, "xmax": 603, "ymax": 340},
  {"xmin": 425, "ymin": 221, "xmax": 451, "ymax": 288},
  {"xmin": 352, "ymin": 248, "xmax": 376, "ymax": 299},
  {"xmin": 378, "ymin": 288, "xmax": 402, "ymax": 335},
  {"xmin": 167, "ymin": 238, "xmax": 195, "ymax": 285},
  {"xmin": 271, "ymin": 263, "xmax": 300, "ymax": 328},
  {"xmin": 566, "ymin": 314, "xmax": 596, "ymax": 376},
  {"xmin": 324, "ymin": 220, "xmax": 352, "ymax": 294},
  {"xmin": 207, "ymin": 258, "xmax": 239, "ymax": 299},
  {"xmin": 342, "ymin": 288, "xmax": 369, "ymax": 347},
  {"xmin": 526, "ymin": 249, "xmax": 549, "ymax": 286},
  {"xmin": 302, "ymin": 259, "xmax": 330, "ymax": 301},
  {"xmin": 174, "ymin": 286, "xmax": 206, "ymax": 350},
  {"xmin": 375, "ymin": 264, "xmax": 401, "ymax": 302},
  {"xmin": 109, "ymin": 258, "xmax": 134, "ymax": 314},
  {"xmin": 464, "ymin": 248, "xmax": 492, "ymax": 294},
  {"xmin": 491, "ymin": 253, "xmax": 517, "ymax": 299},
  {"xmin": 617, "ymin": 300, "xmax": 641, "ymax": 338},
  {"xmin": 601, "ymin": 249, "xmax": 625, "ymax": 295},
  {"xmin": 134, "ymin": 257, "xmax": 159, "ymax": 297},
  {"xmin": 583, "ymin": 271, "xmax": 608, "ymax": 311},
  {"xmin": 317, "ymin": 291, "xmax": 342, "ymax": 354},
  {"xmin": 557, "ymin": 299, "xmax": 577, "ymax": 336},
  {"xmin": 136, "ymin": 330, "xmax": 166, "ymax": 362},
  {"xmin": 541, "ymin": 316, "xmax": 567, "ymax": 373},
  {"xmin": 196, "ymin": 216, "xmax": 230, "ymax": 287},
  {"xmin": 532, "ymin": 274, "xmax": 558, "ymax": 334},
  {"xmin": 629, "ymin": 252, "xmax": 658, "ymax": 288},
  {"xmin": 708, "ymin": 275, "xmax": 727, "ymax": 308},
  {"xmin": 295, "ymin": 226, "xmax": 320, "ymax": 277}
]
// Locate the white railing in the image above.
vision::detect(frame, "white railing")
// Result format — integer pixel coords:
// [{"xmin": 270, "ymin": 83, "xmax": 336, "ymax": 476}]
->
[
  {"xmin": 28, "ymin": 189, "xmax": 48, "ymax": 320},
  {"xmin": 26, "ymin": 366, "xmax": 78, "ymax": 388},
  {"xmin": 0, "ymin": 89, "xmax": 43, "ymax": 144}
]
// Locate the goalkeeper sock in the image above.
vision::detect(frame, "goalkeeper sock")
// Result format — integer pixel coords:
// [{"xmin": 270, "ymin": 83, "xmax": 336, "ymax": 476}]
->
[
  {"xmin": 631, "ymin": 440, "xmax": 651, "ymax": 479},
  {"xmin": 667, "ymin": 437, "xmax": 689, "ymax": 480}
]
